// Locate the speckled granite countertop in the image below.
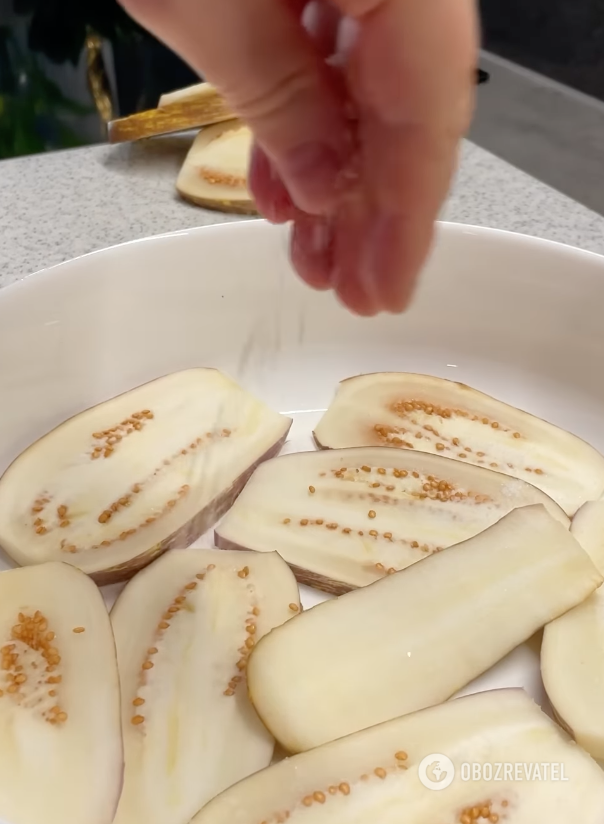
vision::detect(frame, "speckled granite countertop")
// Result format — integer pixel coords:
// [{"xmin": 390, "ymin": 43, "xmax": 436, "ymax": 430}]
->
[{"xmin": 2, "ymin": 135, "xmax": 604, "ymax": 288}]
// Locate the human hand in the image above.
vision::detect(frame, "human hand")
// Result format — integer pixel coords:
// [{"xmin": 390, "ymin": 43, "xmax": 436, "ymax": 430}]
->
[{"xmin": 118, "ymin": 0, "xmax": 478, "ymax": 315}]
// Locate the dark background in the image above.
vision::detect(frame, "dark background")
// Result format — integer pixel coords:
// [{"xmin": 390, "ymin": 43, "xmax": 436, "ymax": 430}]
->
[
  {"xmin": 1, "ymin": 0, "xmax": 603, "ymax": 160},
  {"xmin": 480, "ymin": 0, "xmax": 604, "ymax": 101}
]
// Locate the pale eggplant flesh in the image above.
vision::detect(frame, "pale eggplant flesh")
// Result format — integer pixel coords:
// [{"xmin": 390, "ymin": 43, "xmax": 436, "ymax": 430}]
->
[
  {"xmin": 190, "ymin": 688, "xmax": 604, "ymax": 824},
  {"xmin": 176, "ymin": 121, "xmax": 257, "ymax": 215},
  {"xmin": 0, "ymin": 369, "xmax": 291, "ymax": 585},
  {"xmin": 111, "ymin": 547, "xmax": 301, "ymax": 824},
  {"xmin": 0, "ymin": 562, "xmax": 122, "ymax": 824},
  {"xmin": 542, "ymin": 499, "xmax": 604, "ymax": 760},
  {"xmin": 246, "ymin": 505, "xmax": 602, "ymax": 753},
  {"xmin": 313, "ymin": 372, "xmax": 604, "ymax": 516},
  {"xmin": 215, "ymin": 446, "xmax": 568, "ymax": 594}
]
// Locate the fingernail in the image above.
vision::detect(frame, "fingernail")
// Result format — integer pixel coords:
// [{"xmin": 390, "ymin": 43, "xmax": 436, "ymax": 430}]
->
[
  {"xmin": 309, "ymin": 218, "xmax": 332, "ymax": 255},
  {"xmin": 266, "ymin": 174, "xmax": 297, "ymax": 224},
  {"xmin": 361, "ymin": 214, "xmax": 394, "ymax": 305},
  {"xmin": 363, "ymin": 213, "xmax": 413, "ymax": 313},
  {"xmin": 290, "ymin": 214, "xmax": 335, "ymax": 291},
  {"xmin": 248, "ymin": 145, "xmax": 296, "ymax": 224},
  {"xmin": 280, "ymin": 142, "xmax": 345, "ymax": 214}
]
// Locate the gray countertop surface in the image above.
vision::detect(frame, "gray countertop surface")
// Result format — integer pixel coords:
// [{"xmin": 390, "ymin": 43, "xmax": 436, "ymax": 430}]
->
[{"xmin": 2, "ymin": 135, "xmax": 604, "ymax": 289}]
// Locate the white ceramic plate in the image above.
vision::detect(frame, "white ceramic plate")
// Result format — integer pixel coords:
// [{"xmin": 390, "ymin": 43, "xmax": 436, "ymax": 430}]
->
[{"xmin": 2, "ymin": 218, "xmax": 604, "ymax": 721}]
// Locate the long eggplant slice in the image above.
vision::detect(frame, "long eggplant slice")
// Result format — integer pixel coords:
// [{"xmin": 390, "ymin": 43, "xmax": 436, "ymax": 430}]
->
[
  {"xmin": 190, "ymin": 688, "xmax": 604, "ymax": 824},
  {"xmin": 542, "ymin": 500, "xmax": 604, "ymax": 760},
  {"xmin": 247, "ymin": 505, "xmax": 601, "ymax": 753},
  {"xmin": 111, "ymin": 547, "xmax": 300, "ymax": 824},
  {"xmin": 0, "ymin": 369, "xmax": 291, "ymax": 585},
  {"xmin": 0, "ymin": 562, "xmax": 122, "ymax": 824},
  {"xmin": 215, "ymin": 447, "xmax": 568, "ymax": 594},
  {"xmin": 313, "ymin": 372, "xmax": 604, "ymax": 516}
]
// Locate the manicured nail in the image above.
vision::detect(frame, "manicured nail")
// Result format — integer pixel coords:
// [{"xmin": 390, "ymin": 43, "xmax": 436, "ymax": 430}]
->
[{"xmin": 280, "ymin": 142, "xmax": 345, "ymax": 214}]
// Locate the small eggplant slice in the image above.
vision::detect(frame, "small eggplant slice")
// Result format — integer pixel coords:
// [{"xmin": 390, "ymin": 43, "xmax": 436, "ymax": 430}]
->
[
  {"xmin": 567, "ymin": 499, "xmax": 604, "ymax": 571},
  {"xmin": 111, "ymin": 547, "xmax": 300, "ymax": 824},
  {"xmin": 313, "ymin": 372, "xmax": 604, "ymax": 516},
  {"xmin": 191, "ymin": 689, "xmax": 604, "ymax": 824},
  {"xmin": 542, "ymin": 500, "xmax": 604, "ymax": 760},
  {"xmin": 176, "ymin": 121, "xmax": 257, "ymax": 215},
  {"xmin": 0, "ymin": 562, "xmax": 122, "ymax": 824},
  {"xmin": 0, "ymin": 368, "xmax": 291, "ymax": 585},
  {"xmin": 246, "ymin": 505, "xmax": 601, "ymax": 753},
  {"xmin": 215, "ymin": 447, "xmax": 568, "ymax": 594}
]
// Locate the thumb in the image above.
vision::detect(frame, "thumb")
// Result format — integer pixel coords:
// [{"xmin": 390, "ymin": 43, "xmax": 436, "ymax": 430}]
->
[{"xmin": 119, "ymin": 0, "xmax": 353, "ymax": 214}]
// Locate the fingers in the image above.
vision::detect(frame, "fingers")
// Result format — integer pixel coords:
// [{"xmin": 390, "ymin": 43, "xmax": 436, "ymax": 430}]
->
[
  {"xmin": 290, "ymin": 213, "xmax": 335, "ymax": 290},
  {"xmin": 355, "ymin": 119, "xmax": 461, "ymax": 312},
  {"xmin": 331, "ymin": 194, "xmax": 380, "ymax": 315},
  {"xmin": 338, "ymin": 0, "xmax": 477, "ymax": 129},
  {"xmin": 248, "ymin": 144, "xmax": 298, "ymax": 224},
  {"xmin": 289, "ymin": 0, "xmax": 478, "ymax": 315},
  {"xmin": 120, "ymin": 0, "xmax": 478, "ymax": 317},
  {"xmin": 342, "ymin": 0, "xmax": 478, "ymax": 312},
  {"xmin": 119, "ymin": 0, "xmax": 352, "ymax": 215},
  {"xmin": 302, "ymin": 0, "xmax": 342, "ymax": 58},
  {"xmin": 248, "ymin": 0, "xmax": 343, "ymax": 225}
]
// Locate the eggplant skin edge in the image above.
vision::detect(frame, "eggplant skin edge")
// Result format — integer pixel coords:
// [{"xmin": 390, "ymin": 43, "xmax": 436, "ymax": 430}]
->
[
  {"xmin": 0, "ymin": 426, "xmax": 291, "ymax": 587},
  {"xmin": 214, "ymin": 533, "xmax": 352, "ymax": 597}
]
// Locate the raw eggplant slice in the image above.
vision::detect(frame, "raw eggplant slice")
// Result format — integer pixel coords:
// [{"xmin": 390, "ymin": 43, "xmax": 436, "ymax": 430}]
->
[
  {"xmin": 542, "ymin": 500, "xmax": 604, "ymax": 760},
  {"xmin": 541, "ymin": 588, "xmax": 604, "ymax": 760},
  {"xmin": 107, "ymin": 82, "xmax": 234, "ymax": 144},
  {"xmin": 0, "ymin": 562, "xmax": 122, "ymax": 824},
  {"xmin": 0, "ymin": 368, "xmax": 291, "ymax": 585},
  {"xmin": 567, "ymin": 499, "xmax": 604, "ymax": 571},
  {"xmin": 176, "ymin": 121, "xmax": 257, "ymax": 215},
  {"xmin": 111, "ymin": 547, "xmax": 301, "ymax": 824},
  {"xmin": 313, "ymin": 372, "xmax": 604, "ymax": 516},
  {"xmin": 158, "ymin": 81, "xmax": 231, "ymax": 111},
  {"xmin": 215, "ymin": 446, "xmax": 568, "ymax": 594},
  {"xmin": 191, "ymin": 689, "xmax": 604, "ymax": 824},
  {"xmin": 247, "ymin": 505, "xmax": 601, "ymax": 753}
]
